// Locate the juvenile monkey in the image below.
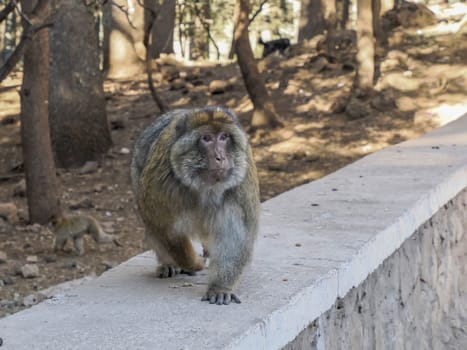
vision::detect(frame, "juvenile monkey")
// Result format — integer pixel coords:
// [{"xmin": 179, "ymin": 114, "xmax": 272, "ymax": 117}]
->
[
  {"xmin": 51, "ymin": 214, "xmax": 121, "ymax": 255},
  {"xmin": 131, "ymin": 106, "xmax": 260, "ymax": 305}
]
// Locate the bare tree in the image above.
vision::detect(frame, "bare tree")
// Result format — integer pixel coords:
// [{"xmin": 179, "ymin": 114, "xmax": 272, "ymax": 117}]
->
[
  {"xmin": 48, "ymin": 0, "xmax": 112, "ymax": 168},
  {"xmin": 19, "ymin": 0, "xmax": 60, "ymax": 224},
  {"xmin": 189, "ymin": 0, "xmax": 209, "ymax": 60},
  {"xmin": 234, "ymin": 0, "xmax": 283, "ymax": 129},
  {"xmin": 145, "ymin": 0, "xmax": 175, "ymax": 58},
  {"xmin": 339, "ymin": 0, "xmax": 351, "ymax": 29},
  {"xmin": 298, "ymin": 0, "xmax": 325, "ymax": 41},
  {"xmin": 106, "ymin": 0, "xmax": 145, "ymax": 78},
  {"xmin": 0, "ymin": 0, "xmax": 52, "ymax": 82},
  {"xmin": 355, "ymin": 0, "xmax": 375, "ymax": 89},
  {"xmin": 142, "ymin": 0, "xmax": 168, "ymax": 112}
]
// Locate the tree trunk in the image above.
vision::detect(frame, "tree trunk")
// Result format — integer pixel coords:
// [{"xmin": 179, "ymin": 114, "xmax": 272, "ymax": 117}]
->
[
  {"xmin": 339, "ymin": 0, "xmax": 351, "ymax": 29},
  {"xmin": 106, "ymin": 0, "xmax": 145, "ymax": 78},
  {"xmin": 102, "ymin": 0, "xmax": 112, "ymax": 72},
  {"xmin": 324, "ymin": 0, "xmax": 337, "ymax": 30},
  {"xmin": 49, "ymin": 0, "xmax": 112, "ymax": 168},
  {"xmin": 372, "ymin": 0, "xmax": 385, "ymax": 44},
  {"xmin": 298, "ymin": 0, "xmax": 325, "ymax": 41},
  {"xmin": 234, "ymin": 0, "xmax": 283, "ymax": 129},
  {"xmin": 20, "ymin": 0, "xmax": 61, "ymax": 224},
  {"xmin": 146, "ymin": 0, "xmax": 175, "ymax": 58},
  {"xmin": 189, "ymin": 1, "xmax": 209, "ymax": 60},
  {"xmin": 355, "ymin": 0, "xmax": 375, "ymax": 89}
]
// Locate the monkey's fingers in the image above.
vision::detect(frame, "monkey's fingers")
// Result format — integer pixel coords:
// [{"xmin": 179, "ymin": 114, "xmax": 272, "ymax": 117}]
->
[
  {"xmin": 201, "ymin": 291, "xmax": 241, "ymax": 305},
  {"xmin": 180, "ymin": 269, "xmax": 197, "ymax": 276},
  {"xmin": 157, "ymin": 264, "xmax": 180, "ymax": 278}
]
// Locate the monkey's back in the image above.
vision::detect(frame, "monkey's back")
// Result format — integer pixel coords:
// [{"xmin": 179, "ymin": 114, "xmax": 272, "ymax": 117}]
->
[{"xmin": 130, "ymin": 110, "xmax": 189, "ymax": 195}]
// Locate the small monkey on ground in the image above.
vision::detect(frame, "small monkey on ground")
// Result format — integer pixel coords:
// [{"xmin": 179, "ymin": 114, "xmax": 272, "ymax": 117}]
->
[
  {"xmin": 51, "ymin": 214, "xmax": 121, "ymax": 255},
  {"xmin": 131, "ymin": 106, "xmax": 260, "ymax": 305}
]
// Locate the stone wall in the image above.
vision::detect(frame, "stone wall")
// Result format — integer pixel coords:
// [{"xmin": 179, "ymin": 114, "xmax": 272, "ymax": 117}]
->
[{"xmin": 285, "ymin": 188, "xmax": 467, "ymax": 350}]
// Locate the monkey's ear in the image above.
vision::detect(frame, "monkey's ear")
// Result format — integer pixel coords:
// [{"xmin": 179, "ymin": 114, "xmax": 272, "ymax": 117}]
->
[{"xmin": 174, "ymin": 118, "xmax": 187, "ymax": 138}]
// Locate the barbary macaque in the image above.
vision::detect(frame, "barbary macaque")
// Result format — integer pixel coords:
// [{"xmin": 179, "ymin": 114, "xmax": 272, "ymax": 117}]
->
[
  {"xmin": 258, "ymin": 37, "xmax": 291, "ymax": 57},
  {"xmin": 131, "ymin": 106, "xmax": 260, "ymax": 305},
  {"xmin": 51, "ymin": 214, "xmax": 121, "ymax": 255}
]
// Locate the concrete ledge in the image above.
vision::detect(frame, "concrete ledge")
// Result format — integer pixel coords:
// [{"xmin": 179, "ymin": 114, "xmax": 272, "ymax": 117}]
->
[{"xmin": 1, "ymin": 113, "xmax": 467, "ymax": 349}]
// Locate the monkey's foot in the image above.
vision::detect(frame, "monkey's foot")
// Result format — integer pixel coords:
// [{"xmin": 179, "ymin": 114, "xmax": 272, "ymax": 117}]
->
[
  {"xmin": 156, "ymin": 264, "xmax": 181, "ymax": 278},
  {"xmin": 156, "ymin": 264, "xmax": 200, "ymax": 278},
  {"xmin": 201, "ymin": 288, "xmax": 241, "ymax": 305}
]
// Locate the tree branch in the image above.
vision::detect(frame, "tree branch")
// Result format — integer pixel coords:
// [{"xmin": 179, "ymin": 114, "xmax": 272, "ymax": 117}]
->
[
  {"xmin": 249, "ymin": 0, "xmax": 267, "ymax": 24},
  {"xmin": 191, "ymin": 2, "xmax": 220, "ymax": 60},
  {"xmin": 0, "ymin": 0, "xmax": 15, "ymax": 23},
  {"xmin": 0, "ymin": 21, "xmax": 53, "ymax": 82},
  {"xmin": 138, "ymin": 0, "xmax": 168, "ymax": 113},
  {"xmin": 111, "ymin": 0, "xmax": 136, "ymax": 29},
  {"xmin": 0, "ymin": 0, "xmax": 53, "ymax": 82}
]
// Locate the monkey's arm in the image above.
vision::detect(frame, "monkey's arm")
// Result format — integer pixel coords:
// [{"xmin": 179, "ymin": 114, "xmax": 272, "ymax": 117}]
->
[
  {"xmin": 202, "ymin": 205, "xmax": 252, "ymax": 305},
  {"xmin": 53, "ymin": 234, "xmax": 67, "ymax": 251}
]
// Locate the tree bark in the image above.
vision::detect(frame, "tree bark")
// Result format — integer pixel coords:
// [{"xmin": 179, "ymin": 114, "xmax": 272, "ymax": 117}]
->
[
  {"xmin": 49, "ymin": 0, "xmax": 112, "ymax": 168},
  {"xmin": 20, "ymin": 0, "xmax": 61, "ymax": 224},
  {"xmin": 234, "ymin": 0, "xmax": 283, "ymax": 129},
  {"xmin": 372, "ymin": 0, "xmax": 385, "ymax": 44},
  {"xmin": 298, "ymin": 0, "xmax": 325, "ymax": 41},
  {"xmin": 355, "ymin": 0, "xmax": 374, "ymax": 90},
  {"xmin": 340, "ymin": 0, "xmax": 350, "ymax": 29}
]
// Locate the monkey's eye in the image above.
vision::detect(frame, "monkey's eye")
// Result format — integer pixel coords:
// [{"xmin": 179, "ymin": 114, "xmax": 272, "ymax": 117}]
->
[
  {"xmin": 201, "ymin": 134, "xmax": 214, "ymax": 143},
  {"xmin": 219, "ymin": 132, "xmax": 229, "ymax": 141}
]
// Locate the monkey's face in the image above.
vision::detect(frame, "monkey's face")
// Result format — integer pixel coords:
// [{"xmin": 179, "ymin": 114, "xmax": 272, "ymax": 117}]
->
[{"xmin": 170, "ymin": 109, "xmax": 249, "ymax": 193}]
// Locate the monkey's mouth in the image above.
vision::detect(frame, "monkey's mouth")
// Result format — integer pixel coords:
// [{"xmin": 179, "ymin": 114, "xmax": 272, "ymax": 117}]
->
[{"xmin": 200, "ymin": 169, "xmax": 229, "ymax": 185}]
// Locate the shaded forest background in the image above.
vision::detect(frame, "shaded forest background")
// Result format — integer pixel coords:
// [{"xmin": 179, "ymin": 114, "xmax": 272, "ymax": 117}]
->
[{"xmin": 0, "ymin": 0, "xmax": 466, "ymax": 316}]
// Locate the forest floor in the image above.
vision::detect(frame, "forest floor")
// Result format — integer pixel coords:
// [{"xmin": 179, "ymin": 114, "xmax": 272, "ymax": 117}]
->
[{"xmin": 0, "ymin": 3, "xmax": 466, "ymax": 318}]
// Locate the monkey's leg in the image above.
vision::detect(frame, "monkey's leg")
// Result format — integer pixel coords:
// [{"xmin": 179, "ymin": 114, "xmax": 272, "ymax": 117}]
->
[
  {"xmin": 152, "ymin": 243, "xmax": 181, "ymax": 278},
  {"xmin": 202, "ymin": 227, "xmax": 250, "ymax": 305},
  {"xmin": 73, "ymin": 236, "xmax": 85, "ymax": 255},
  {"xmin": 148, "ymin": 234, "xmax": 205, "ymax": 278},
  {"xmin": 53, "ymin": 236, "xmax": 67, "ymax": 252}
]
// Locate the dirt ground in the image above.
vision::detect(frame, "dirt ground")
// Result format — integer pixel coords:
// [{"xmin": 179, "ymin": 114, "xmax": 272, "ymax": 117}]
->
[{"xmin": 0, "ymin": 4, "xmax": 466, "ymax": 318}]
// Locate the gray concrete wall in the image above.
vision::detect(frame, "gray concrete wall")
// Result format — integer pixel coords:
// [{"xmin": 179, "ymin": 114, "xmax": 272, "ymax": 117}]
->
[{"xmin": 285, "ymin": 188, "xmax": 467, "ymax": 350}]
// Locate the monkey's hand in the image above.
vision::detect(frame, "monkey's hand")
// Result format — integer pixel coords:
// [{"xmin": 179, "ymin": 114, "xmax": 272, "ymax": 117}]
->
[
  {"xmin": 157, "ymin": 264, "xmax": 181, "ymax": 278},
  {"xmin": 201, "ymin": 287, "xmax": 241, "ymax": 305},
  {"xmin": 157, "ymin": 265, "xmax": 203, "ymax": 278}
]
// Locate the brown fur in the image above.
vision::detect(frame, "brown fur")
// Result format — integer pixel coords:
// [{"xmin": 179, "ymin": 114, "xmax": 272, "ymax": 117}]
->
[
  {"xmin": 131, "ymin": 107, "xmax": 260, "ymax": 304},
  {"xmin": 51, "ymin": 214, "xmax": 120, "ymax": 255}
]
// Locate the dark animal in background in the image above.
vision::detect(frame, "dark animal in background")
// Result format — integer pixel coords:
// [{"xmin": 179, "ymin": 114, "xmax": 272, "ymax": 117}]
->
[{"xmin": 258, "ymin": 37, "xmax": 291, "ymax": 58}]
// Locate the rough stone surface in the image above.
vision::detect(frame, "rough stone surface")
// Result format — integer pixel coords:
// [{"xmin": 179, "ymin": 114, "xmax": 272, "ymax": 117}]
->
[
  {"xmin": 20, "ymin": 264, "xmax": 40, "ymax": 279},
  {"xmin": 79, "ymin": 161, "xmax": 99, "ymax": 175},
  {"xmin": 0, "ymin": 114, "xmax": 466, "ymax": 349},
  {"xmin": 0, "ymin": 202, "xmax": 19, "ymax": 225},
  {"xmin": 0, "ymin": 251, "xmax": 7, "ymax": 264},
  {"xmin": 284, "ymin": 188, "xmax": 467, "ymax": 350}
]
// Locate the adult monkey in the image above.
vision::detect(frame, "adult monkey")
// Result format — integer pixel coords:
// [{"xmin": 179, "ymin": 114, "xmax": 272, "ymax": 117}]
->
[{"xmin": 131, "ymin": 106, "xmax": 260, "ymax": 305}]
